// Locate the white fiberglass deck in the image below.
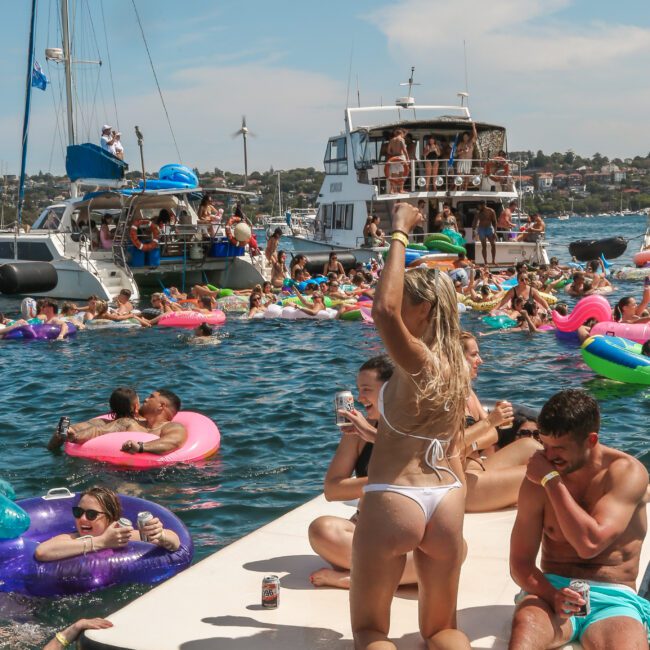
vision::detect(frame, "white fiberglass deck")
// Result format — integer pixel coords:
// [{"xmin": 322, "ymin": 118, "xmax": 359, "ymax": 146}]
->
[{"xmin": 82, "ymin": 496, "xmax": 650, "ymax": 650}]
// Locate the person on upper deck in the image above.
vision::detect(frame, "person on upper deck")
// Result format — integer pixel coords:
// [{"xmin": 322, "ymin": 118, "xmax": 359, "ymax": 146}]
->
[
  {"xmin": 100, "ymin": 125, "xmax": 116, "ymax": 154},
  {"xmin": 386, "ymin": 128, "xmax": 409, "ymax": 193},
  {"xmin": 423, "ymin": 135, "xmax": 442, "ymax": 191},
  {"xmin": 509, "ymin": 389, "xmax": 650, "ymax": 650},
  {"xmin": 456, "ymin": 122, "xmax": 478, "ymax": 189}
]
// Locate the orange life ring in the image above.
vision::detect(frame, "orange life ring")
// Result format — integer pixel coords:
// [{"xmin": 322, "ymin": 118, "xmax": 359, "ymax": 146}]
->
[
  {"xmin": 384, "ymin": 156, "xmax": 410, "ymax": 181},
  {"xmin": 129, "ymin": 220, "xmax": 160, "ymax": 251},
  {"xmin": 224, "ymin": 216, "xmax": 250, "ymax": 247},
  {"xmin": 485, "ymin": 158, "xmax": 510, "ymax": 182}
]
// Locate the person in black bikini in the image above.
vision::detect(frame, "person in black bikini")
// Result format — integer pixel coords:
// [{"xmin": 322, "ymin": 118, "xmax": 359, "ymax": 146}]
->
[
  {"xmin": 322, "ymin": 252, "xmax": 345, "ymax": 279},
  {"xmin": 308, "ymin": 356, "xmax": 418, "ymax": 589},
  {"xmin": 492, "ymin": 270, "xmax": 550, "ymax": 315}
]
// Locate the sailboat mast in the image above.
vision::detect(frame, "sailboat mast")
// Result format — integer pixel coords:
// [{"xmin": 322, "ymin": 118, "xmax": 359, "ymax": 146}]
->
[
  {"xmin": 277, "ymin": 171, "xmax": 282, "ymax": 216},
  {"xmin": 16, "ymin": 0, "xmax": 38, "ymax": 233},
  {"xmin": 61, "ymin": 0, "xmax": 78, "ymax": 197}
]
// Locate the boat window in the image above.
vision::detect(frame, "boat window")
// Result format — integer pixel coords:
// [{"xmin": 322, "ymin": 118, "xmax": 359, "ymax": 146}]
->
[
  {"xmin": 344, "ymin": 204, "xmax": 354, "ymax": 229},
  {"xmin": 33, "ymin": 207, "xmax": 65, "ymax": 230},
  {"xmin": 17, "ymin": 242, "xmax": 54, "ymax": 262},
  {"xmin": 332, "ymin": 204, "xmax": 354, "ymax": 230},
  {"xmin": 350, "ymin": 130, "xmax": 373, "ymax": 170},
  {"xmin": 322, "ymin": 205, "xmax": 333, "ymax": 228},
  {"xmin": 324, "ymin": 137, "xmax": 348, "ymax": 175},
  {"xmin": 0, "ymin": 242, "xmax": 15, "ymax": 258}
]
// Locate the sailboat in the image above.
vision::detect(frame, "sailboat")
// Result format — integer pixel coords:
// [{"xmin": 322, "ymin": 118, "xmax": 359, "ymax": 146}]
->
[{"xmin": 1, "ymin": 0, "xmax": 264, "ymax": 300}]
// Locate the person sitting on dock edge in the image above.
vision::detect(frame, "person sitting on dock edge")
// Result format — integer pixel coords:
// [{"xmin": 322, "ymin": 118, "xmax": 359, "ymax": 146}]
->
[{"xmin": 509, "ymin": 389, "xmax": 649, "ymax": 650}]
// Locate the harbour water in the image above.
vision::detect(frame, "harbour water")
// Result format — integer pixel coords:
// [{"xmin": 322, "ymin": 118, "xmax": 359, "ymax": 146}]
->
[{"xmin": 0, "ymin": 214, "xmax": 648, "ymax": 648}]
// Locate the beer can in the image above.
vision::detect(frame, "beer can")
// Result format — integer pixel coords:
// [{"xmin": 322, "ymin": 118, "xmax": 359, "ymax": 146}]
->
[
  {"xmin": 137, "ymin": 511, "xmax": 153, "ymax": 542},
  {"xmin": 334, "ymin": 390, "xmax": 355, "ymax": 428},
  {"xmin": 57, "ymin": 416, "xmax": 71, "ymax": 438},
  {"xmin": 262, "ymin": 575, "xmax": 280, "ymax": 608},
  {"xmin": 569, "ymin": 579, "xmax": 590, "ymax": 617},
  {"xmin": 117, "ymin": 517, "xmax": 132, "ymax": 528}
]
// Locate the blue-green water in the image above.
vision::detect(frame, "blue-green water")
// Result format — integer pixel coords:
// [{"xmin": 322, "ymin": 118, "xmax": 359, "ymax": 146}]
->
[{"xmin": 0, "ymin": 214, "xmax": 648, "ymax": 648}]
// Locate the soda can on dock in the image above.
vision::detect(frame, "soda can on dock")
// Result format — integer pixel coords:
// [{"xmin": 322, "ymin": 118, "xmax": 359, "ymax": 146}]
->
[
  {"xmin": 334, "ymin": 391, "xmax": 355, "ymax": 427},
  {"xmin": 137, "ymin": 511, "xmax": 153, "ymax": 541},
  {"xmin": 262, "ymin": 575, "xmax": 280, "ymax": 608},
  {"xmin": 569, "ymin": 579, "xmax": 590, "ymax": 617}
]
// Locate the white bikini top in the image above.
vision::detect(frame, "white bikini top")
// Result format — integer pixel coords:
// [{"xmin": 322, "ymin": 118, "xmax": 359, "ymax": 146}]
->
[{"xmin": 378, "ymin": 383, "xmax": 459, "ymax": 482}]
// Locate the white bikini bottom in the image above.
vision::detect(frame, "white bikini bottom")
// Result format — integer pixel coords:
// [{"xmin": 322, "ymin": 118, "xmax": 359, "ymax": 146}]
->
[{"xmin": 363, "ymin": 480, "xmax": 462, "ymax": 522}]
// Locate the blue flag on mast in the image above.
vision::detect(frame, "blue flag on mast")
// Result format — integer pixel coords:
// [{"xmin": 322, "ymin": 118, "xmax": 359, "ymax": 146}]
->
[
  {"xmin": 447, "ymin": 133, "xmax": 459, "ymax": 170},
  {"xmin": 31, "ymin": 61, "xmax": 48, "ymax": 91}
]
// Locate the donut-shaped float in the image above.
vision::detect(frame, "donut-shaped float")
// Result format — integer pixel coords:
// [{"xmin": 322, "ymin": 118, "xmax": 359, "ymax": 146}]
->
[
  {"xmin": 262, "ymin": 304, "xmax": 338, "ymax": 320},
  {"xmin": 65, "ymin": 411, "xmax": 221, "ymax": 469},
  {"xmin": 157, "ymin": 310, "xmax": 226, "ymax": 328},
  {"xmin": 581, "ymin": 335, "xmax": 650, "ymax": 385},
  {"xmin": 633, "ymin": 250, "xmax": 650, "ymax": 268},
  {"xmin": 0, "ymin": 488, "xmax": 192, "ymax": 596},
  {"xmin": 590, "ymin": 321, "xmax": 650, "ymax": 344},
  {"xmin": 1, "ymin": 322, "xmax": 77, "ymax": 341}
]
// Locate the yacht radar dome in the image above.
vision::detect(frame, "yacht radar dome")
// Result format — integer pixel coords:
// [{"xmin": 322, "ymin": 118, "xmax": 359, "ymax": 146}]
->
[
  {"xmin": 457, "ymin": 91, "xmax": 469, "ymax": 106},
  {"xmin": 45, "ymin": 48, "xmax": 64, "ymax": 61}
]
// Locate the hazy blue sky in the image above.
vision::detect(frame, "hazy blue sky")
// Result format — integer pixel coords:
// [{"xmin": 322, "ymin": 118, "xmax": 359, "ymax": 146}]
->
[{"xmin": 1, "ymin": 0, "xmax": 649, "ymax": 175}]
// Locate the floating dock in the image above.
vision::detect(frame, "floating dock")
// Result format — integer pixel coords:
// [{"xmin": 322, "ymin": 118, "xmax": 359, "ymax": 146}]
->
[{"xmin": 81, "ymin": 496, "xmax": 650, "ymax": 649}]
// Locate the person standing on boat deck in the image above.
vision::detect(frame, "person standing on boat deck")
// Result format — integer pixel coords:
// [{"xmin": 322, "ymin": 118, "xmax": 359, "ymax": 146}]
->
[
  {"xmin": 423, "ymin": 135, "xmax": 442, "ymax": 190},
  {"xmin": 350, "ymin": 202, "xmax": 471, "ymax": 650},
  {"xmin": 113, "ymin": 132, "xmax": 124, "ymax": 160},
  {"xmin": 456, "ymin": 122, "xmax": 478, "ymax": 189},
  {"xmin": 271, "ymin": 250, "xmax": 289, "ymax": 288},
  {"xmin": 265, "ymin": 228, "xmax": 282, "ymax": 264},
  {"xmin": 386, "ymin": 128, "xmax": 409, "ymax": 193},
  {"xmin": 509, "ymin": 389, "xmax": 649, "ymax": 650},
  {"xmin": 100, "ymin": 125, "xmax": 116, "ymax": 154},
  {"xmin": 472, "ymin": 201, "xmax": 498, "ymax": 265},
  {"xmin": 497, "ymin": 200, "xmax": 516, "ymax": 240}
]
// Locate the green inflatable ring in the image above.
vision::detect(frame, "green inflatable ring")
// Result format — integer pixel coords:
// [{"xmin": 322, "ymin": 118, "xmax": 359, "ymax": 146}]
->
[
  {"xmin": 282, "ymin": 296, "xmax": 334, "ymax": 308},
  {"xmin": 340, "ymin": 309, "xmax": 362, "ymax": 321},
  {"xmin": 407, "ymin": 243, "xmax": 428, "ymax": 251},
  {"xmin": 425, "ymin": 240, "xmax": 466, "ymax": 255},
  {"xmin": 483, "ymin": 314, "xmax": 518, "ymax": 330},
  {"xmin": 424, "ymin": 233, "xmax": 452, "ymax": 246}
]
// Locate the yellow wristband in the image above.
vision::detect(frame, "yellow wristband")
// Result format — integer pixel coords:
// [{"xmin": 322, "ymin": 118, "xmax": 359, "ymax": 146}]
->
[
  {"xmin": 56, "ymin": 631, "xmax": 71, "ymax": 647},
  {"xmin": 391, "ymin": 232, "xmax": 409, "ymax": 247},
  {"xmin": 540, "ymin": 470, "xmax": 560, "ymax": 488}
]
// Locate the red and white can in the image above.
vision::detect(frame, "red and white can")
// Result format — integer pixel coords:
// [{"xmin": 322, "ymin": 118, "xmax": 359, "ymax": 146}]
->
[
  {"xmin": 262, "ymin": 575, "xmax": 280, "ymax": 608},
  {"xmin": 334, "ymin": 390, "xmax": 355, "ymax": 427}
]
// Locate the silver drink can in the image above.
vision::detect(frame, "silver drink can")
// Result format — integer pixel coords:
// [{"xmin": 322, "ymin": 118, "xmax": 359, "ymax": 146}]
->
[
  {"xmin": 262, "ymin": 575, "xmax": 280, "ymax": 608},
  {"xmin": 334, "ymin": 390, "xmax": 355, "ymax": 427},
  {"xmin": 57, "ymin": 416, "xmax": 71, "ymax": 438},
  {"xmin": 117, "ymin": 517, "xmax": 132, "ymax": 528},
  {"xmin": 569, "ymin": 579, "xmax": 590, "ymax": 617},
  {"xmin": 137, "ymin": 511, "xmax": 153, "ymax": 541}
]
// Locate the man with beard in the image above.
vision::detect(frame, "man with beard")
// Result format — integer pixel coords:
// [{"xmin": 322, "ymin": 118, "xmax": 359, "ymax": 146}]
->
[
  {"xmin": 48, "ymin": 390, "xmax": 186, "ymax": 455},
  {"xmin": 509, "ymin": 389, "xmax": 649, "ymax": 650}
]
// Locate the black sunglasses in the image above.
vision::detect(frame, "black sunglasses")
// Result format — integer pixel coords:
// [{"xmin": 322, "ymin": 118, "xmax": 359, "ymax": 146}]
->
[
  {"xmin": 72, "ymin": 506, "xmax": 107, "ymax": 521},
  {"xmin": 517, "ymin": 429, "xmax": 540, "ymax": 438}
]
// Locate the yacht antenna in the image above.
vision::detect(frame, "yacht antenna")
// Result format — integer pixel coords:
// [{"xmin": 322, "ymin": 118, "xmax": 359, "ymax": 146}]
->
[
  {"xmin": 400, "ymin": 66, "xmax": 419, "ymax": 98},
  {"xmin": 356, "ymin": 74, "xmax": 361, "ymax": 108},
  {"xmin": 345, "ymin": 44, "xmax": 354, "ymax": 108},
  {"xmin": 397, "ymin": 66, "xmax": 419, "ymax": 114},
  {"xmin": 463, "ymin": 40, "xmax": 470, "ymax": 106}
]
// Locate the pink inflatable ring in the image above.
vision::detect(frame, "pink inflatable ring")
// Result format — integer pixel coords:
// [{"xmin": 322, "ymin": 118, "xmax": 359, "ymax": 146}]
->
[
  {"xmin": 64, "ymin": 411, "xmax": 221, "ymax": 469},
  {"xmin": 157, "ymin": 310, "xmax": 226, "ymax": 328}
]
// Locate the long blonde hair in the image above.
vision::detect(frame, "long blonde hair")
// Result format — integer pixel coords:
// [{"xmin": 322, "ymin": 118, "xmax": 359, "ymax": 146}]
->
[{"xmin": 402, "ymin": 268, "xmax": 469, "ymax": 434}]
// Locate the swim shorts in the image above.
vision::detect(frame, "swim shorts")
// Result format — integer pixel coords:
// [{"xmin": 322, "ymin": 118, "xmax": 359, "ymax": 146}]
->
[
  {"xmin": 543, "ymin": 574, "xmax": 650, "ymax": 642},
  {"xmin": 477, "ymin": 226, "xmax": 495, "ymax": 240}
]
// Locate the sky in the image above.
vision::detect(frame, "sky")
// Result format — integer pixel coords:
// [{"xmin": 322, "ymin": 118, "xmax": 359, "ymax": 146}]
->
[{"xmin": 1, "ymin": 0, "xmax": 649, "ymax": 176}]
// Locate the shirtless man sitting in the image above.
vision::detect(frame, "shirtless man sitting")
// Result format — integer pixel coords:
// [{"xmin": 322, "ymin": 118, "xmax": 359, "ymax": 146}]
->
[
  {"xmin": 472, "ymin": 201, "xmax": 498, "ymax": 265},
  {"xmin": 509, "ymin": 389, "xmax": 649, "ymax": 650},
  {"xmin": 50, "ymin": 390, "xmax": 187, "ymax": 455}
]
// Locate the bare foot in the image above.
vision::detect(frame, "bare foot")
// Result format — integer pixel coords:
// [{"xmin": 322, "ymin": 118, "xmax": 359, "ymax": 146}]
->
[{"xmin": 309, "ymin": 568, "xmax": 351, "ymax": 590}]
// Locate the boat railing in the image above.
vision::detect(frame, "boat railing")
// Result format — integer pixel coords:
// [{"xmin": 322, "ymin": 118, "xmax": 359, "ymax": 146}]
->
[{"xmin": 368, "ymin": 157, "xmax": 517, "ymax": 196}]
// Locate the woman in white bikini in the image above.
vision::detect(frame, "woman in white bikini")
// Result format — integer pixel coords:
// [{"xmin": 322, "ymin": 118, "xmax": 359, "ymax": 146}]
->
[{"xmin": 350, "ymin": 203, "xmax": 471, "ymax": 650}]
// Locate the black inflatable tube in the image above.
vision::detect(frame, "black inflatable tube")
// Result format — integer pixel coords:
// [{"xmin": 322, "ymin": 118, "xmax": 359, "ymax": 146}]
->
[
  {"xmin": 297, "ymin": 252, "xmax": 358, "ymax": 276},
  {"xmin": 568, "ymin": 236, "xmax": 627, "ymax": 262},
  {"xmin": 0, "ymin": 262, "xmax": 58, "ymax": 294}
]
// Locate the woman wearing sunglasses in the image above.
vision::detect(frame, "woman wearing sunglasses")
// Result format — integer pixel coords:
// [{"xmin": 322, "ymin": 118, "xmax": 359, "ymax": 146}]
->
[{"xmin": 35, "ymin": 487, "xmax": 180, "ymax": 561}]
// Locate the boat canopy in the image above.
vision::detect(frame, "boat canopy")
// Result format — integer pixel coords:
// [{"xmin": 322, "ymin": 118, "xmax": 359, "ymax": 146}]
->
[{"xmin": 65, "ymin": 143, "xmax": 128, "ymax": 183}]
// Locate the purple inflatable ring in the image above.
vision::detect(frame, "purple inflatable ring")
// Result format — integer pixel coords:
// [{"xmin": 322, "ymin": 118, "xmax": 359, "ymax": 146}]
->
[
  {"xmin": 0, "ymin": 488, "xmax": 192, "ymax": 596},
  {"xmin": 2, "ymin": 322, "xmax": 77, "ymax": 341}
]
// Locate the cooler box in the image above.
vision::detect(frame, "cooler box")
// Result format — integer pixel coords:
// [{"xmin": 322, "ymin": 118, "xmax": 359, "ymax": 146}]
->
[{"xmin": 129, "ymin": 246, "xmax": 145, "ymax": 267}]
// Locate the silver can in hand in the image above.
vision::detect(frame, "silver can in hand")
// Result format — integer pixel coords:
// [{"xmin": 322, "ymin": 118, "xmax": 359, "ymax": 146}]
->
[
  {"xmin": 569, "ymin": 579, "xmax": 590, "ymax": 617},
  {"xmin": 137, "ymin": 511, "xmax": 153, "ymax": 541},
  {"xmin": 334, "ymin": 391, "xmax": 355, "ymax": 428},
  {"xmin": 117, "ymin": 517, "xmax": 132, "ymax": 528}
]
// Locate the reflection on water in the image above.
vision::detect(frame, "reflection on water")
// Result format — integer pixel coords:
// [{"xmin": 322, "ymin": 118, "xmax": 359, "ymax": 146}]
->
[{"xmin": 0, "ymin": 214, "xmax": 647, "ymax": 646}]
